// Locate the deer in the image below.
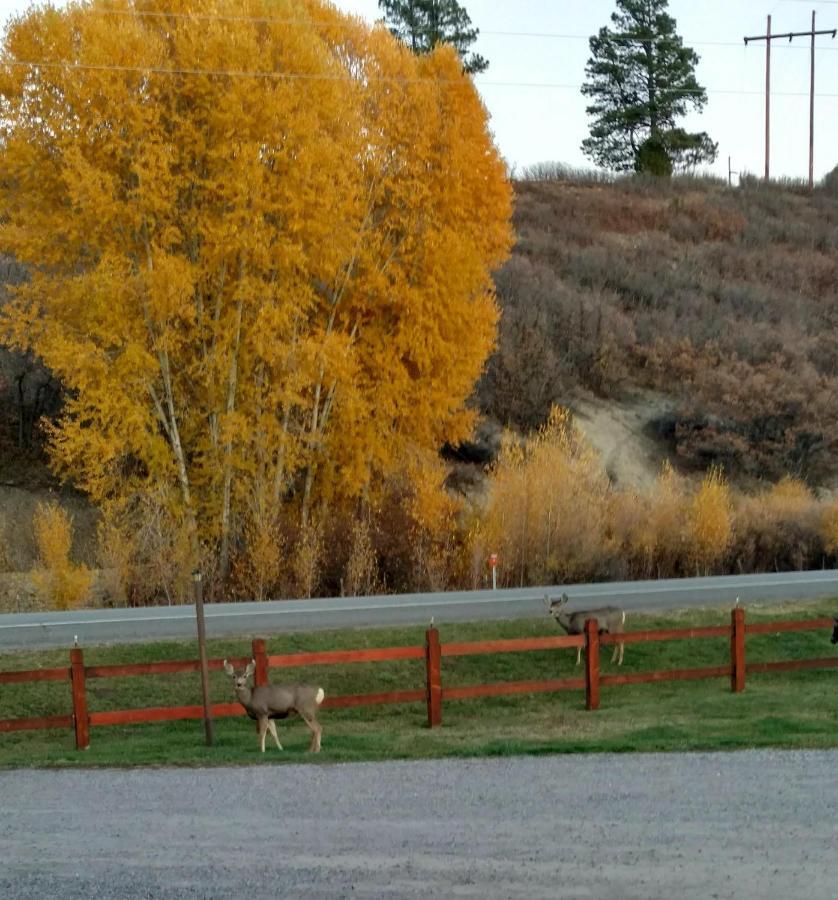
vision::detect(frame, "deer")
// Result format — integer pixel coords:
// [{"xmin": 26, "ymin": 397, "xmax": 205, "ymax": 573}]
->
[
  {"xmin": 831, "ymin": 618, "xmax": 838, "ymax": 645},
  {"xmin": 222, "ymin": 659, "xmax": 325, "ymax": 753},
  {"xmin": 544, "ymin": 593, "xmax": 626, "ymax": 666}
]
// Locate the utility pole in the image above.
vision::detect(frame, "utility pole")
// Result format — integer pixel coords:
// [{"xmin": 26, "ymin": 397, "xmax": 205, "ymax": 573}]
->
[
  {"xmin": 193, "ymin": 569, "xmax": 214, "ymax": 747},
  {"xmin": 745, "ymin": 12, "xmax": 836, "ymax": 188}
]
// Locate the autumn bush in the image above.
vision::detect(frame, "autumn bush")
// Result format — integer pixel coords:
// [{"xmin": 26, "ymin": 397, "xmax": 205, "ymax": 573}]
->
[
  {"xmin": 477, "ymin": 408, "xmax": 613, "ymax": 587},
  {"xmin": 31, "ymin": 501, "xmax": 92, "ymax": 610},
  {"xmin": 731, "ymin": 478, "xmax": 824, "ymax": 573},
  {"xmin": 97, "ymin": 488, "xmax": 195, "ymax": 606}
]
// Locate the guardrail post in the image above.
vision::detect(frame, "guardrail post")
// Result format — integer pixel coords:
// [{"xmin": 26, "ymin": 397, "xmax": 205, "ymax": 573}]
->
[
  {"xmin": 731, "ymin": 607, "xmax": 746, "ymax": 693},
  {"xmin": 70, "ymin": 647, "xmax": 89, "ymax": 750},
  {"xmin": 585, "ymin": 619, "xmax": 600, "ymax": 711},
  {"xmin": 252, "ymin": 638, "xmax": 269, "ymax": 687},
  {"xmin": 425, "ymin": 627, "xmax": 442, "ymax": 727}
]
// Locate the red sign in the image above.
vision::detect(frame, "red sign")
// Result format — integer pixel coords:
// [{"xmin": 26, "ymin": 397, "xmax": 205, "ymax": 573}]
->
[{"xmin": 489, "ymin": 554, "xmax": 498, "ymax": 568}]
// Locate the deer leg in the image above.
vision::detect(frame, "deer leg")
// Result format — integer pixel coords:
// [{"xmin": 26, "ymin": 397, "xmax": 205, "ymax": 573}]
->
[
  {"xmin": 258, "ymin": 716, "xmax": 268, "ymax": 753},
  {"xmin": 267, "ymin": 719, "xmax": 283, "ymax": 751},
  {"xmin": 298, "ymin": 710, "xmax": 322, "ymax": 753},
  {"xmin": 611, "ymin": 643, "xmax": 619, "ymax": 664},
  {"xmin": 617, "ymin": 641, "xmax": 624, "ymax": 666},
  {"xmin": 575, "ymin": 645, "xmax": 582, "ymax": 666}
]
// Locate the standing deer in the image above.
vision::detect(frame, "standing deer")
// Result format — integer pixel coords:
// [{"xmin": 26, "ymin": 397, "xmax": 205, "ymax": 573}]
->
[
  {"xmin": 545, "ymin": 593, "xmax": 626, "ymax": 666},
  {"xmin": 223, "ymin": 659, "xmax": 325, "ymax": 753}
]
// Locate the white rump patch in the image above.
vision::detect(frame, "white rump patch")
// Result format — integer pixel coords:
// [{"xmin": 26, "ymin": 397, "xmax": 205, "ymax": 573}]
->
[{"xmin": 316, "ymin": 688, "xmax": 325, "ymax": 705}]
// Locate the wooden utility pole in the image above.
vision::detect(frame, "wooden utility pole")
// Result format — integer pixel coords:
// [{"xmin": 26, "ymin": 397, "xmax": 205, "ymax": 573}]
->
[
  {"xmin": 745, "ymin": 12, "xmax": 836, "ymax": 187},
  {"xmin": 193, "ymin": 570, "xmax": 214, "ymax": 746}
]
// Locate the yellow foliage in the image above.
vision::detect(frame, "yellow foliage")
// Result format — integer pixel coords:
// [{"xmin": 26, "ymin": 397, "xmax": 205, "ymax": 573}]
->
[
  {"xmin": 0, "ymin": 0, "xmax": 512, "ymax": 588},
  {"xmin": 230, "ymin": 507, "xmax": 285, "ymax": 602},
  {"xmin": 31, "ymin": 501, "xmax": 93, "ymax": 610},
  {"xmin": 292, "ymin": 519, "xmax": 323, "ymax": 599},
  {"xmin": 687, "ymin": 466, "xmax": 732, "ymax": 574},
  {"xmin": 479, "ymin": 407, "xmax": 612, "ymax": 586},
  {"xmin": 97, "ymin": 489, "xmax": 195, "ymax": 605},
  {"xmin": 344, "ymin": 517, "xmax": 379, "ymax": 597},
  {"xmin": 820, "ymin": 503, "xmax": 838, "ymax": 556},
  {"xmin": 407, "ymin": 457, "xmax": 465, "ymax": 591}
]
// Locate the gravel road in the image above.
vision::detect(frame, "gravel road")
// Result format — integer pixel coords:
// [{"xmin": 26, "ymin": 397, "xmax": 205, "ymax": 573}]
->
[{"xmin": 1, "ymin": 750, "xmax": 836, "ymax": 899}]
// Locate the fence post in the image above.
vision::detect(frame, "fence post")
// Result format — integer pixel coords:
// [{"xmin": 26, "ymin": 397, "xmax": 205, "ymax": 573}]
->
[
  {"xmin": 252, "ymin": 638, "xmax": 269, "ymax": 687},
  {"xmin": 730, "ymin": 607, "xmax": 746, "ymax": 693},
  {"xmin": 425, "ymin": 627, "xmax": 442, "ymax": 727},
  {"xmin": 585, "ymin": 619, "xmax": 600, "ymax": 711},
  {"xmin": 70, "ymin": 647, "xmax": 89, "ymax": 750}
]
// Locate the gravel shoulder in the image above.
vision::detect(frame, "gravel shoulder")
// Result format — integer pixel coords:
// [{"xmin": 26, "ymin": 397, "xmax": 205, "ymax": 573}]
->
[{"xmin": 1, "ymin": 750, "xmax": 836, "ymax": 899}]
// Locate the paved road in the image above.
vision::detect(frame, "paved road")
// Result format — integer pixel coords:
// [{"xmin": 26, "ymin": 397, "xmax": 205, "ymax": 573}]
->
[
  {"xmin": 1, "ymin": 750, "xmax": 835, "ymax": 899},
  {"xmin": 2, "ymin": 570, "xmax": 838, "ymax": 650}
]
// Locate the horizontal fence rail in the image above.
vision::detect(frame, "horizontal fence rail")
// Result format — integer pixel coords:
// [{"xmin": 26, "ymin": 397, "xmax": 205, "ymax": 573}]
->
[{"xmin": 0, "ymin": 607, "xmax": 836, "ymax": 747}]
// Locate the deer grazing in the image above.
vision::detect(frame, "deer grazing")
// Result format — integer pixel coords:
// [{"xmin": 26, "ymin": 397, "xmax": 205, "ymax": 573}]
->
[
  {"xmin": 222, "ymin": 659, "xmax": 325, "ymax": 753},
  {"xmin": 545, "ymin": 593, "xmax": 626, "ymax": 666},
  {"xmin": 831, "ymin": 618, "xmax": 838, "ymax": 645}
]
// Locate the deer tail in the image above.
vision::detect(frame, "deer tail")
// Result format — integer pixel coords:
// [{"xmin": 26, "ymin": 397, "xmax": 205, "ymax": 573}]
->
[{"xmin": 316, "ymin": 688, "xmax": 325, "ymax": 705}]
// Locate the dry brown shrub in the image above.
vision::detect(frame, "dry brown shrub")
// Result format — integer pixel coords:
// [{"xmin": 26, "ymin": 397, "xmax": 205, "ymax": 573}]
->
[
  {"xmin": 31, "ymin": 501, "xmax": 93, "ymax": 610},
  {"xmin": 732, "ymin": 477, "xmax": 822, "ymax": 571}
]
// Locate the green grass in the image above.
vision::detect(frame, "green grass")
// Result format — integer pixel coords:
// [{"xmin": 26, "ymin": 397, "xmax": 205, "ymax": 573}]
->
[{"xmin": 1, "ymin": 599, "xmax": 837, "ymax": 768}]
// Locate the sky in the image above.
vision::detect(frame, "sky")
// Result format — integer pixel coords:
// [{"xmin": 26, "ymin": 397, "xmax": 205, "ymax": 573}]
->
[{"xmin": 1, "ymin": 0, "xmax": 837, "ymax": 182}]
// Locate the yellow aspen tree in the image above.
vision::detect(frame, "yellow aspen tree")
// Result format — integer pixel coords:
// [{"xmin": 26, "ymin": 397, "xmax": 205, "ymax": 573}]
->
[{"xmin": 0, "ymin": 0, "xmax": 512, "ymax": 585}]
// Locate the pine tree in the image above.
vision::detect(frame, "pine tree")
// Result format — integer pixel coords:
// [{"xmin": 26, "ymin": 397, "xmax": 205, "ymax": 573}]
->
[
  {"xmin": 378, "ymin": 0, "xmax": 488, "ymax": 74},
  {"xmin": 581, "ymin": 0, "xmax": 717, "ymax": 173}
]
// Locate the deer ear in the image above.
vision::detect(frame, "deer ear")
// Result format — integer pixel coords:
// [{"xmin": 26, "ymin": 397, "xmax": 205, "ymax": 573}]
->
[
  {"xmin": 244, "ymin": 659, "xmax": 256, "ymax": 677},
  {"xmin": 223, "ymin": 659, "xmax": 234, "ymax": 676}
]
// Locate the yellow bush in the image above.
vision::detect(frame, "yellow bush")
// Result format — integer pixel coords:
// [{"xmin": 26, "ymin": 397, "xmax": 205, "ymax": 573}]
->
[
  {"xmin": 97, "ymin": 489, "xmax": 196, "ymax": 605},
  {"xmin": 31, "ymin": 501, "xmax": 93, "ymax": 610},
  {"xmin": 479, "ymin": 407, "xmax": 612, "ymax": 586},
  {"xmin": 408, "ymin": 459, "xmax": 465, "ymax": 592},
  {"xmin": 687, "ymin": 466, "xmax": 732, "ymax": 574},
  {"xmin": 820, "ymin": 502, "xmax": 838, "ymax": 555},
  {"xmin": 231, "ymin": 508, "xmax": 284, "ymax": 602},
  {"xmin": 291, "ymin": 519, "xmax": 323, "ymax": 599},
  {"xmin": 344, "ymin": 516, "xmax": 379, "ymax": 597}
]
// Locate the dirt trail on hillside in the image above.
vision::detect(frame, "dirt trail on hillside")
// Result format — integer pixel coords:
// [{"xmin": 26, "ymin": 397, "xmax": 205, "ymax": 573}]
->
[{"xmin": 571, "ymin": 391, "xmax": 675, "ymax": 491}]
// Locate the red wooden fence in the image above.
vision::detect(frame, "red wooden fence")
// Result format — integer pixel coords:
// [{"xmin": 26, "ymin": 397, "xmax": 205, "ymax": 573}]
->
[{"xmin": 0, "ymin": 608, "xmax": 835, "ymax": 749}]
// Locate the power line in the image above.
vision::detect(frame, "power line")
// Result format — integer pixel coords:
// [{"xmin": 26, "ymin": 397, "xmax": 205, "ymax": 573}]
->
[
  {"xmin": 28, "ymin": 7, "xmax": 838, "ymax": 50},
  {"xmin": 4, "ymin": 58, "xmax": 838, "ymax": 97}
]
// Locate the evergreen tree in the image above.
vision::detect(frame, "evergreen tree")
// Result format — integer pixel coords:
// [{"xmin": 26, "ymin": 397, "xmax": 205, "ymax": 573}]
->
[
  {"xmin": 581, "ymin": 0, "xmax": 717, "ymax": 173},
  {"xmin": 378, "ymin": 0, "xmax": 488, "ymax": 74}
]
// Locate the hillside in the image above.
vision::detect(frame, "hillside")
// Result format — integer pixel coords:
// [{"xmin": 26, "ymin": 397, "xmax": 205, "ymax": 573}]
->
[
  {"xmin": 479, "ymin": 172, "xmax": 838, "ymax": 489},
  {"xmin": 2, "ymin": 173, "xmax": 838, "ymax": 590}
]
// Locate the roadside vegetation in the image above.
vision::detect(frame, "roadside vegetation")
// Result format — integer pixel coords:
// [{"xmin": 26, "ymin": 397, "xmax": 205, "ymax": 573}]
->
[
  {"xmin": 1, "ymin": 5, "xmax": 837, "ymax": 608},
  {"xmin": 1, "ymin": 601, "xmax": 836, "ymax": 768}
]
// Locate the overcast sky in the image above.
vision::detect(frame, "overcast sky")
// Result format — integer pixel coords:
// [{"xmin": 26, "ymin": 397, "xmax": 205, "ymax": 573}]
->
[{"xmin": 1, "ymin": 0, "xmax": 837, "ymax": 182}]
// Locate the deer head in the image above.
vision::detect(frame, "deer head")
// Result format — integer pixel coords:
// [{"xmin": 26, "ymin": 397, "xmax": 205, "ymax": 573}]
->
[{"xmin": 223, "ymin": 659, "xmax": 255, "ymax": 690}]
